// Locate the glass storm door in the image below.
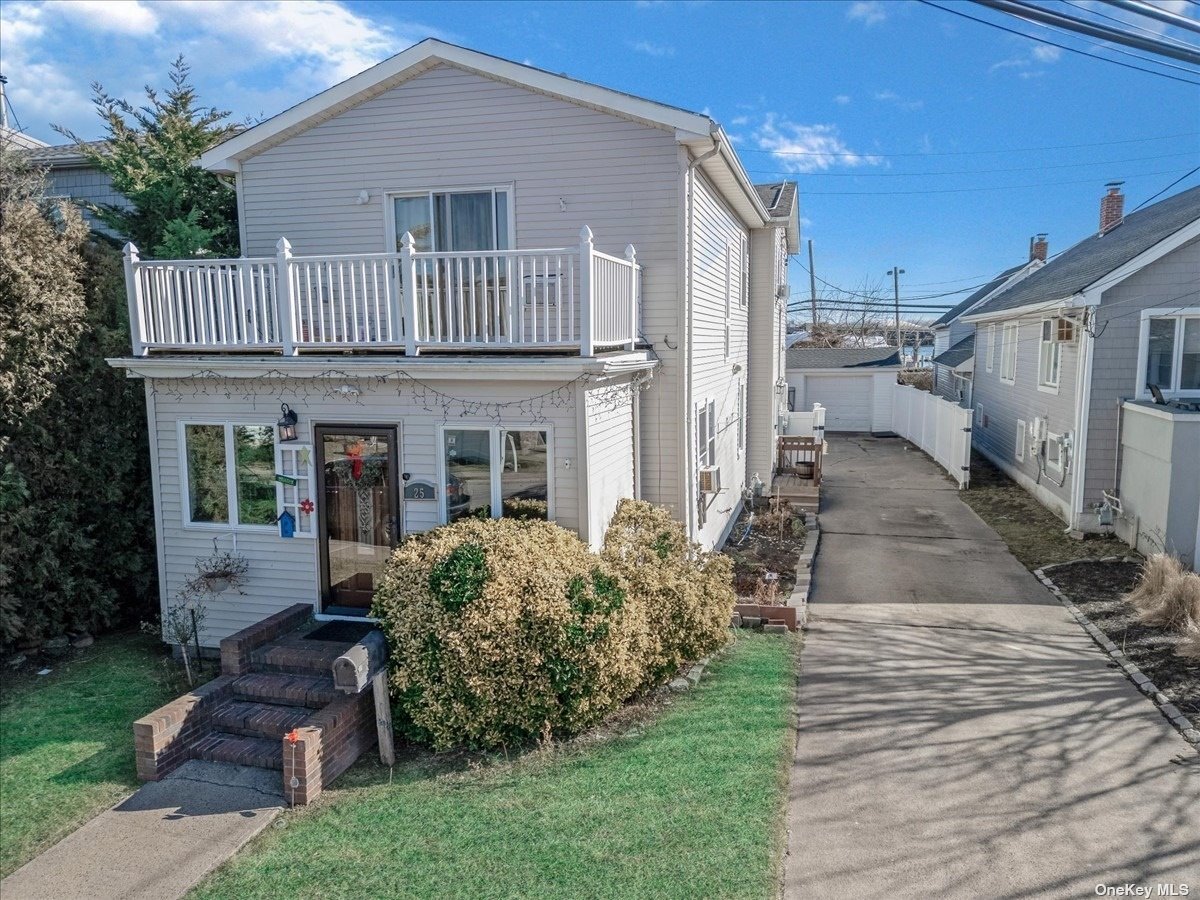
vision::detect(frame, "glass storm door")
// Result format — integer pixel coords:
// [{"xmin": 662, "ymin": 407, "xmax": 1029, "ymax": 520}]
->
[{"xmin": 315, "ymin": 426, "xmax": 399, "ymax": 615}]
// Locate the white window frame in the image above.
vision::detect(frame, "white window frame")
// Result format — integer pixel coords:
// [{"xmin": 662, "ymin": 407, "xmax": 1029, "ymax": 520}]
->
[
  {"xmin": 179, "ymin": 421, "xmax": 279, "ymax": 532},
  {"xmin": 275, "ymin": 443, "xmax": 316, "ymax": 538},
  {"xmin": 724, "ymin": 241, "xmax": 734, "ymax": 359},
  {"xmin": 740, "ymin": 234, "xmax": 750, "ymax": 308},
  {"xmin": 435, "ymin": 423, "xmax": 555, "ymax": 525},
  {"xmin": 1015, "ymin": 419, "xmax": 1026, "ymax": 462},
  {"xmin": 383, "ymin": 183, "xmax": 516, "ymax": 253},
  {"xmin": 697, "ymin": 399, "xmax": 716, "ymax": 467},
  {"xmin": 999, "ymin": 323, "xmax": 1018, "ymax": 385},
  {"xmin": 1037, "ymin": 318, "xmax": 1062, "ymax": 393},
  {"xmin": 986, "ymin": 324, "xmax": 996, "ymax": 373},
  {"xmin": 975, "ymin": 402, "xmax": 986, "ymax": 430},
  {"xmin": 1135, "ymin": 307, "xmax": 1200, "ymax": 399},
  {"xmin": 1045, "ymin": 431, "xmax": 1063, "ymax": 474},
  {"xmin": 736, "ymin": 381, "xmax": 745, "ymax": 456}
]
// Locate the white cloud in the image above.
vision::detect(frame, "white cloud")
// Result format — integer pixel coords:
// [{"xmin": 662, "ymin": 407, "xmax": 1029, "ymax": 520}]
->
[
  {"xmin": 628, "ymin": 40, "xmax": 675, "ymax": 58},
  {"xmin": 846, "ymin": 1, "xmax": 888, "ymax": 26},
  {"xmin": 833, "ymin": 94, "xmax": 852, "ymax": 105},
  {"xmin": 54, "ymin": 0, "xmax": 159, "ymax": 36},
  {"xmin": 753, "ymin": 115, "xmax": 884, "ymax": 174},
  {"xmin": 730, "ymin": 115, "xmax": 749, "ymax": 126},
  {"xmin": 991, "ymin": 41, "xmax": 1064, "ymax": 76},
  {"xmin": 1031, "ymin": 45, "xmax": 1062, "ymax": 63},
  {"xmin": 873, "ymin": 89, "xmax": 924, "ymax": 111}
]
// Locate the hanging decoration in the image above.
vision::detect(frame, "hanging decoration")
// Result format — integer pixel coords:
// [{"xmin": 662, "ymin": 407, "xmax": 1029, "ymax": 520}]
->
[
  {"xmin": 328, "ymin": 441, "xmax": 386, "ymax": 488},
  {"xmin": 299, "ymin": 498, "xmax": 315, "ymax": 515},
  {"xmin": 278, "ymin": 509, "xmax": 296, "ymax": 539}
]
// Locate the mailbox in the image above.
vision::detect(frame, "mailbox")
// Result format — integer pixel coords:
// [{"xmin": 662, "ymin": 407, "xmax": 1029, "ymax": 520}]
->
[{"xmin": 332, "ymin": 630, "xmax": 388, "ymax": 694}]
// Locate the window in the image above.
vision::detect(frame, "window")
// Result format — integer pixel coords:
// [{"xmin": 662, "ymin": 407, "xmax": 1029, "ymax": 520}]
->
[
  {"xmin": 392, "ymin": 188, "xmax": 511, "ymax": 252},
  {"xmin": 1140, "ymin": 311, "xmax": 1200, "ymax": 397},
  {"xmin": 1015, "ymin": 419, "xmax": 1026, "ymax": 462},
  {"xmin": 276, "ymin": 443, "xmax": 316, "ymax": 537},
  {"xmin": 697, "ymin": 400, "xmax": 716, "ymax": 467},
  {"xmin": 986, "ymin": 324, "xmax": 996, "ymax": 373},
  {"xmin": 724, "ymin": 242, "xmax": 734, "ymax": 358},
  {"xmin": 740, "ymin": 236, "xmax": 749, "ymax": 308},
  {"xmin": 787, "ymin": 386, "xmax": 797, "ymax": 412},
  {"xmin": 1000, "ymin": 323, "xmax": 1018, "ymax": 383},
  {"xmin": 1038, "ymin": 319, "xmax": 1062, "ymax": 390},
  {"xmin": 442, "ymin": 426, "xmax": 550, "ymax": 523},
  {"xmin": 182, "ymin": 423, "xmax": 279, "ymax": 529},
  {"xmin": 975, "ymin": 403, "xmax": 987, "ymax": 430}
]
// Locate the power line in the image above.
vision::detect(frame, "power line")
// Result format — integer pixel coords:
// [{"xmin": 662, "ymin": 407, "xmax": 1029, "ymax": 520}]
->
[
  {"xmin": 757, "ymin": 167, "xmax": 1188, "ymax": 196},
  {"xmin": 1061, "ymin": 0, "xmax": 1200, "ymax": 51},
  {"xmin": 768, "ymin": 150, "xmax": 1199, "ymax": 178},
  {"xmin": 1127, "ymin": 164, "xmax": 1200, "ymax": 213},
  {"xmin": 734, "ymin": 130, "xmax": 1200, "ymax": 159},
  {"xmin": 919, "ymin": 0, "xmax": 1200, "ymax": 86}
]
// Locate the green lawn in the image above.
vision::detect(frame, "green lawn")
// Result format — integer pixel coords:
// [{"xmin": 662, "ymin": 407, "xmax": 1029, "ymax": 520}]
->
[
  {"xmin": 195, "ymin": 632, "xmax": 798, "ymax": 900},
  {"xmin": 962, "ymin": 451, "xmax": 1130, "ymax": 570},
  {"xmin": 0, "ymin": 633, "xmax": 176, "ymax": 877}
]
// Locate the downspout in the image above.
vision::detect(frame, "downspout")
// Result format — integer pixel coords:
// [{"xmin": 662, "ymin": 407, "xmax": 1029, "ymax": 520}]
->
[{"xmin": 682, "ymin": 129, "xmax": 722, "ymax": 539}]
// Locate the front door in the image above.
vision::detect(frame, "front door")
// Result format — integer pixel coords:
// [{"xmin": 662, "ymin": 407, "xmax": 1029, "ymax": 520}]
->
[{"xmin": 315, "ymin": 426, "xmax": 400, "ymax": 615}]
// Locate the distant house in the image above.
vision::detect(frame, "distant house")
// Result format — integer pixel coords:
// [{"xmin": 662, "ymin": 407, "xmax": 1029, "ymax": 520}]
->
[
  {"xmin": 963, "ymin": 183, "xmax": 1200, "ymax": 566},
  {"xmin": 785, "ymin": 347, "xmax": 901, "ymax": 432},
  {"xmin": 930, "ymin": 255, "xmax": 1040, "ymax": 407}
]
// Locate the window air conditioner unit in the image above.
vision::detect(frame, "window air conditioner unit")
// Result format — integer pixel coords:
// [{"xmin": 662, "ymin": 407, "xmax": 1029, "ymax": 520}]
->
[{"xmin": 698, "ymin": 465, "xmax": 722, "ymax": 495}]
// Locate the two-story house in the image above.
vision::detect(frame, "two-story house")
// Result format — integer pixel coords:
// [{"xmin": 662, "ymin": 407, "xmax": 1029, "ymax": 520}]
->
[
  {"xmin": 109, "ymin": 40, "xmax": 798, "ymax": 643},
  {"xmin": 963, "ymin": 182, "xmax": 1200, "ymax": 564}
]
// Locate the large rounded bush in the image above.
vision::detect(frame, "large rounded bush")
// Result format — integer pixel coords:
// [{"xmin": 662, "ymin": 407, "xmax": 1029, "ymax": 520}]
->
[
  {"xmin": 601, "ymin": 499, "xmax": 735, "ymax": 685},
  {"xmin": 372, "ymin": 517, "xmax": 650, "ymax": 750}
]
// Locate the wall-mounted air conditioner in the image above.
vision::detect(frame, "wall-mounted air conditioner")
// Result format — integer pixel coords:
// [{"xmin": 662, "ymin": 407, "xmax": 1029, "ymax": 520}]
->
[{"xmin": 698, "ymin": 465, "xmax": 722, "ymax": 495}]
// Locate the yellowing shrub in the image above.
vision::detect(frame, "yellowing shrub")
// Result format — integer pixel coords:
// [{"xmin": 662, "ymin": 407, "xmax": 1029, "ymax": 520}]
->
[
  {"xmin": 372, "ymin": 517, "xmax": 650, "ymax": 750},
  {"xmin": 601, "ymin": 499, "xmax": 735, "ymax": 685}
]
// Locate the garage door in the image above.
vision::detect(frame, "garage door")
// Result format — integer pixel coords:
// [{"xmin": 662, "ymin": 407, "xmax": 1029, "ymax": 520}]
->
[{"xmin": 805, "ymin": 374, "xmax": 873, "ymax": 431}]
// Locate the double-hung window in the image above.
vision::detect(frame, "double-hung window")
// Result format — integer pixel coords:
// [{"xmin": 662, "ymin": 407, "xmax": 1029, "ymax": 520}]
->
[
  {"xmin": 392, "ymin": 188, "xmax": 512, "ymax": 252},
  {"xmin": 182, "ymin": 423, "xmax": 280, "ymax": 529},
  {"xmin": 697, "ymin": 400, "xmax": 716, "ymax": 467},
  {"xmin": 1000, "ymin": 323, "xmax": 1018, "ymax": 384},
  {"xmin": 1140, "ymin": 309, "xmax": 1200, "ymax": 397},
  {"xmin": 441, "ymin": 426, "xmax": 551, "ymax": 523},
  {"xmin": 1038, "ymin": 319, "xmax": 1062, "ymax": 390},
  {"xmin": 986, "ymin": 324, "xmax": 996, "ymax": 373},
  {"xmin": 737, "ymin": 382, "xmax": 746, "ymax": 456}
]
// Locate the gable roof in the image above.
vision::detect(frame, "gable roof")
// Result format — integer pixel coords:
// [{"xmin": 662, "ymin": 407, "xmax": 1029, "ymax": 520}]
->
[
  {"xmin": 932, "ymin": 334, "xmax": 975, "ymax": 369},
  {"xmin": 966, "ymin": 185, "xmax": 1200, "ymax": 320},
  {"xmin": 196, "ymin": 39, "xmax": 772, "ymax": 226},
  {"xmin": 753, "ymin": 181, "xmax": 800, "ymax": 251},
  {"xmin": 931, "ymin": 263, "xmax": 1027, "ymax": 327},
  {"xmin": 24, "ymin": 140, "xmax": 108, "ymax": 168},
  {"xmin": 786, "ymin": 347, "xmax": 902, "ymax": 370}
]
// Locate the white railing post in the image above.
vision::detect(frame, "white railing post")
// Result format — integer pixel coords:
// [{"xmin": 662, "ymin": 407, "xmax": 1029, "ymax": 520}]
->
[
  {"xmin": 579, "ymin": 226, "xmax": 594, "ymax": 358},
  {"xmin": 625, "ymin": 243, "xmax": 638, "ymax": 351},
  {"xmin": 400, "ymin": 231, "xmax": 418, "ymax": 356},
  {"xmin": 122, "ymin": 242, "xmax": 147, "ymax": 356},
  {"xmin": 275, "ymin": 237, "xmax": 295, "ymax": 355}
]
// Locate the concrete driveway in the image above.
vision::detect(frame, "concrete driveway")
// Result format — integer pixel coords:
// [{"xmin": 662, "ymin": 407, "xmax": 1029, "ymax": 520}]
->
[{"xmin": 784, "ymin": 435, "xmax": 1199, "ymax": 900}]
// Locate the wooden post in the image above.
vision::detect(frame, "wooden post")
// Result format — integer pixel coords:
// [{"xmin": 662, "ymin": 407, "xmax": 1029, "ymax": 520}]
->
[
  {"xmin": 625, "ymin": 243, "xmax": 638, "ymax": 351},
  {"xmin": 372, "ymin": 670, "xmax": 395, "ymax": 766},
  {"xmin": 579, "ymin": 225, "xmax": 594, "ymax": 358},
  {"xmin": 123, "ymin": 243, "xmax": 147, "ymax": 356},
  {"xmin": 275, "ymin": 237, "xmax": 295, "ymax": 356},
  {"xmin": 400, "ymin": 231, "xmax": 418, "ymax": 356}
]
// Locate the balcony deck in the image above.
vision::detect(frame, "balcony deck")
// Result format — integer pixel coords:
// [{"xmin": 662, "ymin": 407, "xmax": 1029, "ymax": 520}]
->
[{"xmin": 122, "ymin": 227, "xmax": 639, "ymax": 359}]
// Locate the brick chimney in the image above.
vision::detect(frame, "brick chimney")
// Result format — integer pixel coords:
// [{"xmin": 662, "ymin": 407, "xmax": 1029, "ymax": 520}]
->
[
  {"xmin": 1029, "ymin": 233, "xmax": 1048, "ymax": 262},
  {"xmin": 1100, "ymin": 181, "xmax": 1125, "ymax": 234}
]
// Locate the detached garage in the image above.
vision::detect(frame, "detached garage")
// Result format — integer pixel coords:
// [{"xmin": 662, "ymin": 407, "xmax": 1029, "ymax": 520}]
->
[{"xmin": 786, "ymin": 347, "xmax": 902, "ymax": 432}]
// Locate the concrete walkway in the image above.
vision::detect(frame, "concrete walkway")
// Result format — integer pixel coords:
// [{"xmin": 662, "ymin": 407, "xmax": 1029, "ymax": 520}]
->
[
  {"xmin": 1, "ymin": 761, "xmax": 282, "ymax": 900},
  {"xmin": 784, "ymin": 435, "xmax": 1199, "ymax": 900}
]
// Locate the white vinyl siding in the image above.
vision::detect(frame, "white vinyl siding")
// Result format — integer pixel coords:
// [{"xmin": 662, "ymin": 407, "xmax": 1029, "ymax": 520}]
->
[
  {"xmin": 237, "ymin": 63, "xmax": 683, "ymax": 518},
  {"xmin": 746, "ymin": 226, "xmax": 787, "ymax": 486},
  {"xmin": 583, "ymin": 378, "xmax": 637, "ymax": 547}
]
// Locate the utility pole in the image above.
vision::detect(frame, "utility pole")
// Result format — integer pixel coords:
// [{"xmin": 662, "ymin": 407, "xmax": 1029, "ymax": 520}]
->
[
  {"xmin": 887, "ymin": 267, "xmax": 905, "ymax": 350},
  {"xmin": 807, "ymin": 239, "xmax": 818, "ymax": 335}
]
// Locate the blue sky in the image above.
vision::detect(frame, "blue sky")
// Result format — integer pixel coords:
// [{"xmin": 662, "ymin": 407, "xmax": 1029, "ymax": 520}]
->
[{"xmin": 3, "ymin": 0, "xmax": 1198, "ymax": 318}]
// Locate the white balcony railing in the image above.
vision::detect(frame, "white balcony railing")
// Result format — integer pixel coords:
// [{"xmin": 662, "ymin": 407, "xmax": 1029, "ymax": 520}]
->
[{"xmin": 122, "ymin": 226, "xmax": 640, "ymax": 358}]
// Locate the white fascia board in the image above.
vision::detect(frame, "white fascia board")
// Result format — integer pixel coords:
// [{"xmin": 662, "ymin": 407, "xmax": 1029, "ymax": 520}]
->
[
  {"xmin": 961, "ymin": 296, "xmax": 1080, "ymax": 324},
  {"xmin": 679, "ymin": 128, "xmax": 771, "ymax": 226},
  {"xmin": 106, "ymin": 352, "xmax": 656, "ymax": 381},
  {"xmin": 197, "ymin": 39, "xmax": 713, "ymax": 170},
  {"xmin": 950, "ymin": 259, "xmax": 1043, "ymax": 324},
  {"xmin": 1082, "ymin": 218, "xmax": 1200, "ymax": 304}
]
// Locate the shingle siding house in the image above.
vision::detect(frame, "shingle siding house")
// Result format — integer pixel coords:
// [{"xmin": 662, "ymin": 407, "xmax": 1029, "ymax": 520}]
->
[
  {"xmin": 108, "ymin": 40, "xmax": 798, "ymax": 643},
  {"xmin": 964, "ymin": 183, "xmax": 1200, "ymax": 563}
]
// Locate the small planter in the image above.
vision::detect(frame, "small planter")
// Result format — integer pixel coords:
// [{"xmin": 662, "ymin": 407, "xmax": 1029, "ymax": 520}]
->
[{"xmin": 199, "ymin": 575, "xmax": 233, "ymax": 594}]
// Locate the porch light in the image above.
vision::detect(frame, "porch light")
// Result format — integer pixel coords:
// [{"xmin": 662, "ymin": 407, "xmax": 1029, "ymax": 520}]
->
[{"xmin": 277, "ymin": 403, "xmax": 299, "ymax": 442}]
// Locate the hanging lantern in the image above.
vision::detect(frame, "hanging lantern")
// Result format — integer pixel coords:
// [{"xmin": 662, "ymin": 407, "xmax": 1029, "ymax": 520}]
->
[{"xmin": 277, "ymin": 403, "xmax": 299, "ymax": 442}]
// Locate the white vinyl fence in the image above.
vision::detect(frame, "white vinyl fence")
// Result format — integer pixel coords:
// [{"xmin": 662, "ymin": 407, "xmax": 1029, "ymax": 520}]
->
[
  {"xmin": 889, "ymin": 384, "xmax": 972, "ymax": 488},
  {"xmin": 784, "ymin": 403, "xmax": 826, "ymax": 440}
]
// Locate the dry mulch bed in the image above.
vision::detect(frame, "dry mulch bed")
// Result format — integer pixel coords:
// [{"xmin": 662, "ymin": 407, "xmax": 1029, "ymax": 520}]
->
[
  {"xmin": 722, "ymin": 503, "xmax": 806, "ymax": 602},
  {"xmin": 1048, "ymin": 559, "xmax": 1199, "ymax": 731}
]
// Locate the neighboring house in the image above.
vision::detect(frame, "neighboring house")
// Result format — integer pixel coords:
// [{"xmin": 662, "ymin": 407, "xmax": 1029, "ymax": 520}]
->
[
  {"xmin": 108, "ymin": 40, "xmax": 798, "ymax": 643},
  {"xmin": 26, "ymin": 140, "xmax": 130, "ymax": 238},
  {"xmin": 963, "ymin": 182, "xmax": 1200, "ymax": 564},
  {"xmin": 785, "ymin": 347, "xmax": 901, "ymax": 432},
  {"xmin": 930, "ymin": 253, "xmax": 1041, "ymax": 407}
]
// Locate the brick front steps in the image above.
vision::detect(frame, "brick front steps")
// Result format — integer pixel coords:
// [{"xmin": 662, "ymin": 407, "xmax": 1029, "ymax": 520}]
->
[{"xmin": 134, "ymin": 604, "xmax": 379, "ymax": 806}]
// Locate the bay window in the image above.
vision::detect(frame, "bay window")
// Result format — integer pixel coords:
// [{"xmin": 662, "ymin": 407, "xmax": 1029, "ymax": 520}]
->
[
  {"xmin": 442, "ymin": 426, "xmax": 550, "ymax": 523},
  {"xmin": 1139, "ymin": 309, "xmax": 1200, "ymax": 397}
]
